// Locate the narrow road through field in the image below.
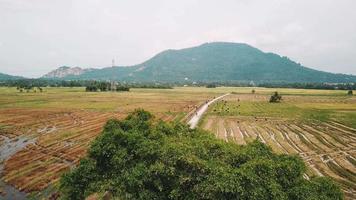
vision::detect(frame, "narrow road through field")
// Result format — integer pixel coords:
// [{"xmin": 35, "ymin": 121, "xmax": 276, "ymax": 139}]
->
[{"xmin": 188, "ymin": 93, "xmax": 230, "ymax": 128}]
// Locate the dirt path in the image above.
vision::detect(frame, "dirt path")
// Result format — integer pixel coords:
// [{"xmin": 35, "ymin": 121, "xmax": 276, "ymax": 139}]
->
[{"xmin": 188, "ymin": 93, "xmax": 230, "ymax": 129}]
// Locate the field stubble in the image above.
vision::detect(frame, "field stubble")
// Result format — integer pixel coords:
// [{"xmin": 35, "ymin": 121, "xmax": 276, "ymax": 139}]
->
[
  {"xmin": 0, "ymin": 87, "xmax": 220, "ymax": 195},
  {"xmin": 0, "ymin": 87, "xmax": 355, "ymax": 198},
  {"xmin": 203, "ymin": 92, "xmax": 356, "ymax": 199}
]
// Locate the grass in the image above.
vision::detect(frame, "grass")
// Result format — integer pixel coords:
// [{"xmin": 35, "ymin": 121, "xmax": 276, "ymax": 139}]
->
[
  {"xmin": 331, "ymin": 111, "xmax": 356, "ymax": 129},
  {"xmin": 210, "ymin": 100, "xmax": 335, "ymax": 122},
  {"xmin": 0, "ymin": 86, "xmax": 352, "ymax": 111},
  {"xmin": 0, "ymin": 87, "xmax": 220, "ymax": 112},
  {"xmin": 208, "ymin": 93, "xmax": 356, "ymax": 127}
]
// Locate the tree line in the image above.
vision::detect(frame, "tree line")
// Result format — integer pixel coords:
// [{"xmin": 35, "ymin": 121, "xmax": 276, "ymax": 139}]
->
[
  {"xmin": 259, "ymin": 82, "xmax": 356, "ymax": 90},
  {"xmin": 0, "ymin": 79, "xmax": 174, "ymax": 91},
  {"xmin": 85, "ymin": 82, "xmax": 130, "ymax": 92},
  {"xmin": 1, "ymin": 78, "xmax": 355, "ymax": 91}
]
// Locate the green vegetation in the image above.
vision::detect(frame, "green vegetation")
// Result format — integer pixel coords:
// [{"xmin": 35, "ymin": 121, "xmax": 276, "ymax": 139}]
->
[
  {"xmin": 269, "ymin": 92, "xmax": 282, "ymax": 103},
  {"xmin": 15, "ymin": 86, "xmax": 43, "ymax": 93},
  {"xmin": 1, "ymin": 79, "xmax": 95, "ymax": 88},
  {"xmin": 259, "ymin": 82, "xmax": 356, "ymax": 90},
  {"xmin": 85, "ymin": 82, "xmax": 130, "ymax": 92},
  {"xmin": 206, "ymin": 84, "xmax": 217, "ymax": 88},
  {"xmin": 60, "ymin": 109, "xmax": 343, "ymax": 200},
  {"xmin": 0, "ymin": 72, "xmax": 23, "ymax": 81},
  {"xmin": 210, "ymin": 100, "xmax": 341, "ymax": 123},
  {"xmin": 39, "ymin": 42, "xmax": 356, "ymax": 83},
  {"xmin": 348, "ymin": 90, "xmax": 353, "ymax": 95},
  {"xmin": 0, "ymin": 79, "xmax": 175, "ymax": 90}
]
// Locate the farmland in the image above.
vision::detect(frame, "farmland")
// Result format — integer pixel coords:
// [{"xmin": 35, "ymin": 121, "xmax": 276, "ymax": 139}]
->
[
  {"xmin": 0, "ymin": 87, "xmax": 225, "ymax": 198},
  {"xmin": 201, "ymin": 90, "xmax": 356, "ymax": 199},
  {"xmin": 0, "ymin": 86, "xmax": 355, "ymax": 199}
]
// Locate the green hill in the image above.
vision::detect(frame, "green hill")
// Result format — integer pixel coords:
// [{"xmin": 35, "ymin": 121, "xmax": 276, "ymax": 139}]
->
[
  {"xmin": 62, "ymin": 42, "xmax": 356, "ymax": 83},
  {"xmin": 0, "ymin": 72, "xmax": 23, "ymax": 81}
]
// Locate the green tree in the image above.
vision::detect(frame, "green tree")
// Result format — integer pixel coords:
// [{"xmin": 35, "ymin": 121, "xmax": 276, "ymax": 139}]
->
[
  {"xmin": 85, "ymin": 85, "xmax": 98, "ymax": 92},
  {"xmin": 60, "ymin": 110, "xmax": 343, "ymax": 200},
  {"xmin": 269, "ymin": 92, "xmax": 282, "ymax": 103}
]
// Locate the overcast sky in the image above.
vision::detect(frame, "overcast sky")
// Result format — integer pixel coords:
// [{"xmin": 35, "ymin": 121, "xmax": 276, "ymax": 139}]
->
[{"xmin": 1, "ymin": 0, "xmax": 355, "ymax": 78}]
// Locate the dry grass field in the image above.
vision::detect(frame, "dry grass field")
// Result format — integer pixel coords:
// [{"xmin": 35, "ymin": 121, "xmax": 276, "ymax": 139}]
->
[
  {"xmin": 201, "ymin": 90, "xmax": 356, "ymax": 199},
  {"xmin": 0, "ymin": 86, "xmax": 355, "ymax": 198}
]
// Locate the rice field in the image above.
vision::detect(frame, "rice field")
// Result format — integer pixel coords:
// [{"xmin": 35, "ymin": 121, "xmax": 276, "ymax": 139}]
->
[
  {"xmin": 201, "ymin": 91, "xmax": 356, "ymax": 199},
  {"xmin": 0, "ymin": 86, "xmax": 355, "ymax": 198},
  {"xmin": 0, "ymin": 87, "xmax": 221, "ymax": 197}
]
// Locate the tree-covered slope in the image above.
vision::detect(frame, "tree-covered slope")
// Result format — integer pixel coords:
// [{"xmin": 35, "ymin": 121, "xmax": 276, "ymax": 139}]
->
[
  {"xmin": 63, "ymin": 66, "xmax": 137, "ymax": 81},
  {"xmin": 60, "ymin": 110, "xmax": 343, "ymax": 200},
  {"xmin": 0, "ymin": 72, "xmax": 23, "ymax": 81},
  {"xmin": 128, "ymin": 42, "xmax": 355, "ymax": 83},
  {"xmin": 60, "ymin": 42, "xmax": 356, "ymax": 83}
]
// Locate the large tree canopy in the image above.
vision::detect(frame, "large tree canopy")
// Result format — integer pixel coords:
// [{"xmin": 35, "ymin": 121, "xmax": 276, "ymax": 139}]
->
[{"xmin": 60, "ymin": 109, "xmax": 343, "ymax": 200}]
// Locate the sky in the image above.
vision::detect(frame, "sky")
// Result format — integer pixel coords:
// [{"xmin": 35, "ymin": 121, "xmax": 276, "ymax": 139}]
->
[{"xmin": 0, "ymin": 0, "xmax": 355, "ymax": 78}]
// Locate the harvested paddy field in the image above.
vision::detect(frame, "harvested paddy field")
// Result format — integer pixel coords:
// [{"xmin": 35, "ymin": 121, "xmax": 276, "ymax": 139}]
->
[
  {"xmin": 201, "ymin": 91, "xmax": 356, "ymax": 199},
  {"xmin": 0, "ymin": 87, "xmax": 226, "ymax": 197},
  {"xmin": 0, "ymin": 86, "xmax": 355, "ymax": 198}
]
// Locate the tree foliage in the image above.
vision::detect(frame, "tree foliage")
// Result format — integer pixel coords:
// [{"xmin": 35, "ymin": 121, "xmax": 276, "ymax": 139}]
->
[
  {"xmin": 60, "ymin": 110, "xmax": 343, "ymax": 200},
  {"xmin": 206, "ymin": 84, "xmax": 217, "ymax": 88},
  {"xmin": 269, "ymin": 92, "xmax": 282, "ymax": 103},
  {"xmin": 85, "ymin": 82, "xmax": 130, "ymax": 92}
]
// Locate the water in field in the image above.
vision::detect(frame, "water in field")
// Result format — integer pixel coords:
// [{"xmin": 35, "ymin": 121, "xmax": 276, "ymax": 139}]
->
[
  {"xmin": 0, "ymin": 135, "xmax": 36, "ymax": 200},
  {"xmin": 0, "ymin": 181, "xmax": 27, "ymax": 200}
]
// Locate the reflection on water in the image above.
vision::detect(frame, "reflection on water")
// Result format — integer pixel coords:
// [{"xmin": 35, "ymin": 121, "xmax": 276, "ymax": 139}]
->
[{"xmin": 0, "ymin": 135, "xmax": 36, "ymax": 200}]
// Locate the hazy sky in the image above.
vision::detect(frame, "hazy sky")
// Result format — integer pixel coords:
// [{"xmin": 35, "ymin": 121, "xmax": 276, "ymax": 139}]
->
[{"xmin": 1, "ymin": 0, "xmax": 355, "ymax": 78}]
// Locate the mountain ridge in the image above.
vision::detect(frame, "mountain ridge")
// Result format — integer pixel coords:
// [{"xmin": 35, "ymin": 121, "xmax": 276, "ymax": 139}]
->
[
  {"xmin": 0, "ymin": 72, "xmax": 23, "ymax": 81},
  {"xmin": 42, "ymin": 42, "xmax": 356, "ymax": 83}
]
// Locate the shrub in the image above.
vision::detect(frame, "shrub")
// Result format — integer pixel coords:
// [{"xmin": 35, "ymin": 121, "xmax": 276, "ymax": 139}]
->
[
  {"xmin": 269, "ymin": 92, "xmax": 282, "ymax": 103},
  {"xmin": 85, "ymin": 85, "xmax": 98, "ymax": 92},
  {"xmin": 206, "ymin": 84, "xmax": 216, "ymax": 88},
  {"xmin": 347, "ymin": 90, "xmax": 353, "ymax": 95},
  {"xmin": 116, "ymin": 86, "xmax": 130, "ymax": 92}
]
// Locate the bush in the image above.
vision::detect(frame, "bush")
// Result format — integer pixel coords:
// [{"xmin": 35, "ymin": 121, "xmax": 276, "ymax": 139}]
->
[
  {"xmin": 60, "ymin": 110, "xmax": 343, "ymax": 200},
  {"xmin": 206, "ymin": 84, "xmax": 216, "ymax": 88},
  {"xmin": 116, "ymin": 86, "xmax": 130, "ymax": 92},
  {"xmin": 347, "ymin": 90, "xmax": 353, "ymax": 95},
  {"xmin": 269, "ymin": 92, "xmax": 282, "ymax": 103},
  {"xmin": 85, "ymin": 83, "xmax": 130, "ymax": 92},
  {"xmin": 85, "ymin": 85, "xmax": 98, "ymax": 92}
]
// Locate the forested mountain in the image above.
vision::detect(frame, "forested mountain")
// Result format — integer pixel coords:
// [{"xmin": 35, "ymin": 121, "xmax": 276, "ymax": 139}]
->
[
  {"xmin": 45, "ymin": 42, "xmax": 356, "ymax": 83},
  {"xmin": 0, "ymin": 72, "xmax": 23, "ymax": 81}
]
